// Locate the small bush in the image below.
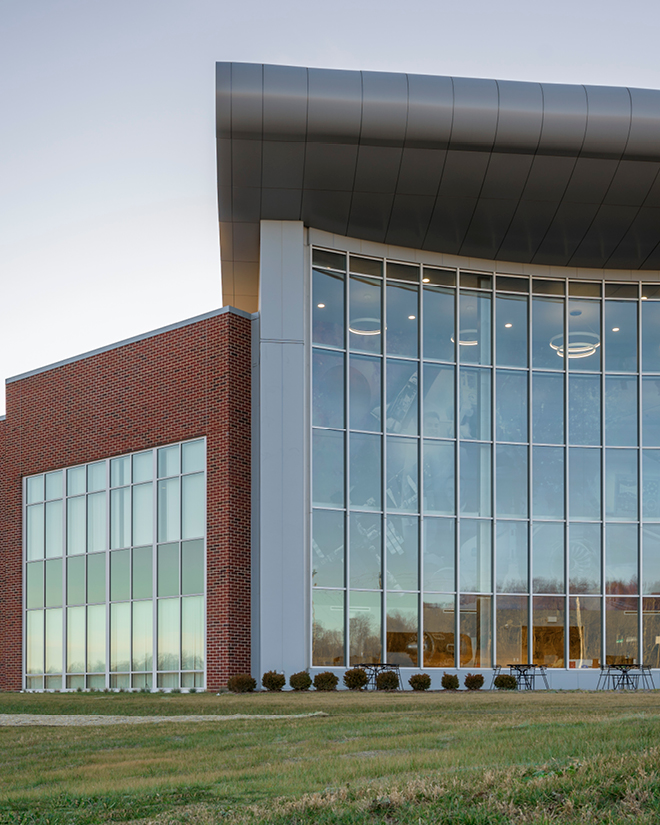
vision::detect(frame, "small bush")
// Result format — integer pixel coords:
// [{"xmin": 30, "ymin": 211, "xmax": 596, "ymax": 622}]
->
[
  {"xmin": 262, "ymin": 670, "xmax": 286, "ymax": 692},
  {"xmin": 441, "ymin": 672, "xmax": 459, "ymax": 690},
  {"xmin": 408, "ymin": 673, "xmax": 432, "ymax": 691},
  {"xmin": 343, "ymin": 668, "xmax": 369, "ymax": 690},
  {"xmin": 313, "ymin": 671, "xmax": 339, "ymax": 691},
  {"xmin": 376, "ymin": 670, "xmax": 400, "ymax": 691},
  {"xmin": 493, "ymin": 674, "xmax": 518, "ymax": 691},
  {"xmin": 227, "ymin": 673, "xmax": 257, "ymax": 693},
  {"xmin": 464, "ymin": 673, "xmax": 484, "ymax": 691},
  {"xmin": 289, "ymin": 671, "xmax": 312, "ymax": 691}
]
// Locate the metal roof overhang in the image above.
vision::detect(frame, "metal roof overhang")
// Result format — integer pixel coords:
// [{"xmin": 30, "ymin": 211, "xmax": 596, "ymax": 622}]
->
[{"xmin": 216, "ymin": 62, "xmax": 660, "ymax": 311}]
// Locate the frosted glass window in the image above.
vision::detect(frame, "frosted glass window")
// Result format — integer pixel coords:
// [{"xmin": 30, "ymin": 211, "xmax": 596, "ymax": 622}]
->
[
  {"xmin": 87, "ymin": 553, "xmax": 106, "ymax": 604},
  {"xmin": 349, "ymin": 433, "xmax": 381, "ymax": 510},
  {"xmin": 423, "ymin": 364, "xmax": 454, "ymax": 438},
  {"xmin": 496, "ymin": 371, "xmax": 527, "ymax": 442},
  {"xmin": 349, "ymin": 355, "xmax": 381, "ymax": 432},
  {"xmin": 386, "ymin": 515, "xmax": 418, "ymax": 591},
  {"xmin": 532, "ymin": 372, "xmax": 564, "ymax": 445},
  {"xmin": 67, "ymin": 555, "xmax": 85, "ymax": 605},
  {"xmin": 111, "ymin": 487, "xmax": 131, "ymax": 549},
  {"xmin": 158, "ymin": 598, "xmax": 180, "ymax": 671},
  {"xmin": 569, "ymin": 448, "xmax": 601, "ymax": 520},
  {"xmin": 45, "ymin": 608, "xmax": 62, "ymax": 674},
  {"xmin": 349, "ymin": 513, "xmax": 381, "ymax": 589},
  {"xmin": 459, "ymin": 367, "xmax": 491, "ymax": 440},
  {"xmin": 496, "ymin": 294, "xmax": 527, "ymax": 367},
  {"xmin": 605, "ymin": 449, "xmax": 638, "ymax": 520},
  {"xmin": 182, "ymin": 596, "xmax": 204, "ymax": 671},
  {"xmin": 110, "ymin": 603, "xmax": 130, "ymax": 672},
  {"xmin": 349, "ymin": 590, "xmax": 382, "ymax": 665},
  {"xmin": 386, "ymin": 437, "xmax": 418, "ymax": 512},
  {"xmin": 27, "ymin": 504, "xmax": 44, "ymax": 561},
  {"xmin": 532, "ymin": 522, "xmax": 564, "ymax": 593},
  {"xmin": 45, "ymin": 471, "xmax": 63, "ymax": 500},
  {"xmin": 132, "ymin": 483, "xmax": 153, "ymax": 546},
  {"xmin": 110, "ymin": 549, "xmax": 130, "ymax": 602},
  {"xmin": 87, "ymin": 492, "xmax": 106, "ymax": 554},
  {"xmin": 110, "ymin": 456, "xmax": 130, "ymax": 487},
  {"xmin": 459, "ymin": 291, "xmax": 491, "ymax": 366},
  {"xmin": 532, "ymin": 297, "xmax": 564, "ymax": 370},
  {"xmin": 158, "ymin": 478, "xmax": 181, "ymax": 542},
  {"xmin": 423, "ymin": 286, "xmax": 454, "ymax": 362},
  {"xmin": 569, "ymin": 374, "xmax": 601, "ymax": 445},
  {"xmin": 496, "ymin": 521, "xmax": 528, "ymax": 593},
  {"xmin": 67, "ymin": 606, "xmax": 85, "ymax": 672},
  {"xmin": 45, "ymin": 501, "xmax": 63, "ymax": 558},
  {"xmin": 605, "ymin": 377, "xmax": 638, "ymax": 446},
  {"xmin": 67, "ymin": 466, "xmax": 85, "ymax": 496},
  {"xmin": 87, "ymin": 463, "xmax": 106, "ymax": 492},
  {"xmin": 312, "ymin": 510, "xmax": 344, "ymax": 589},
  {"xmin": 67, "ymin": 497, "xmax": 85, "ymax": 555},
  {"xmin": 313, "ymin": 430, "xmax": 344, "ymax": 508},
  {"xmin": 27, "ymin": 562, "xmax": 44, "ymax": 609},
  {"xmin": 459, "ymin": 520, "xmax": 491, "ymax": 593},
  {"xmin": 132, "ymin": 546, "xmax": 153, "ymax": 600},
  {"xmin": 182, "ymin": 440, "xmax": 205, "ymax": 474},
  {"xmin": 386, "ymin": 359, "xmax": 418, "ymax": 435},
  {"xmin": 27, "ymin": 475, "xmax": 44, "ymax": 504},
  {"xmin": 182, "ymin": 473, "xmax": 204, "ymax": 539},
  {"xmin": 87, "ymin": 604, "xmax": 105, "ymax": 673},
  {"xmin": 45, "ymin": 559, "xmax": 62, "ymax": 608},
  {"xmin": 182, "ymin": 540, "xmax": 204, "ymax": 595},
  {"xmin": 132, "ymin": 451, "xmax": 153, "ymax": 483},
  {"xmin": 158, "ymin": 543, "xmax": 179, "ymax": 597},
  {"xmin": 423, "ymin": 440, "xmax": 455, "ymax": 515},
  {"xmin": 495, "ymin": 445, "xmax": 528, "ymax": 518},
  {"xmin": 386, "ymin": 592, "xmax": 418, "ymax": 666},
  {"xmin": 312, "ymin": 588, "xmax": 344, "ymax": 667},
  {"xmin": 423, "ymin": 518, "xmax": 455, "ymax": 592},
  {"xmin": 605, "ymin": 301, "xmax": 637, "ymax": 372},
  {"xmin": 132, "ymin": 601, "xmax": 153, "ymax": 671},
  {"xmin": 158, "ymin": 445, "xmax": 180, "ymax": 478},
  {"xmin": 349, "ymin": 275, "xmax": 381, "ymax": 354},
  {"xmin": 569, "ymin": 523, "xmax": 601, "ymax": 594},
  {"xmin": 313, "ymin": 349, "xmax": 345, "ymax": 429},
  {"xmin": 460, "ymin": 442, "xmax": 491, "ymax": 517},
  {"xmin": 532, "ymin": 447, "xmax": 564, "ymax": 519},
  {"xmin": 313, "ymin": 268, "xmax": 345, "ymax": 349}
]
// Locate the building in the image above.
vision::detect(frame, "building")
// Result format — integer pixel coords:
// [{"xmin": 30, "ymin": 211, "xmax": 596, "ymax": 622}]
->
[{"xmin": 3, "ymin": 63, "xmax": 660, "ymax": 690}]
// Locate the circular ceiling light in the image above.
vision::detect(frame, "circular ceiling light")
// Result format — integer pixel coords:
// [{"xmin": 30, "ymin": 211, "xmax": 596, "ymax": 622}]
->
[
  {"xmin": 549, "ymin": 332, "xmax": 600, "ymax": 359},
  {"xmin": 612, "ymin": 327, "xmax": 620, "ymax": 332},
  {"xmin": 504, "ymin": 323, "xmax": 513, "ymax": 328},
  {"xmin": 317, "ymin": 303, "xmax": 325, "ymax": 308},
  {"xmin": 349, "ymin": 316, "xmax": 381, "ymax": 335},
  {"xmin": 422, "ymin": 277, "xmax": 430, "ymax": 283},
  {"xmin": 451, "ymin": 328, "xmax": 479, "ymax": 346},
  {"xmin": 408, "ymin": 315, "xmax": 416, "ymax": 320}
]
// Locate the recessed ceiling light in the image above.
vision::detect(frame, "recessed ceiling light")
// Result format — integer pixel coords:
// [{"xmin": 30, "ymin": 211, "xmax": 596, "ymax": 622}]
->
[
  {"xmin": 642, "ymin": 296, "xmax": 648, "ymax": 300},
  {"xmin": 422, "ymin": 277, "xmax": 430, "ymax": 283},
  {"xmin": 505, "ymin": 323, "xmax": 513, "ymax": 328},
  {"xmin": 612, "ymin": 327, "xmax": 620, "ymax": 332},
  {"xmin": 317, "ymin": 303, "xmax": 325, "ymax": 308},
  {"xmin": 408, "ymin": 315, "xmax": 416, "ymax": 320}
]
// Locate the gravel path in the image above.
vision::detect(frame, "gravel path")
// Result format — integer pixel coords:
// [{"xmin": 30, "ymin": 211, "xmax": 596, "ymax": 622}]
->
[{"xmin": 0, "ymin": 711, "xmax": 329, "ymax": 727}]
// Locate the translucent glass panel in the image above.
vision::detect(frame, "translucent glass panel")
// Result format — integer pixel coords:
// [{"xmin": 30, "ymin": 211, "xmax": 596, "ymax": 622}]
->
[
  {"xmin": 423, "ymin": 364, "xmax": 454, "ymax": 438},
  {"xmin": 460, "ymin": 595, "xmax": 491, "ymax": 667},
  {"xmin": 568, "ymin": 299, "xmax": 601, "ymax": 372},
  {"xmin": 312, "ymin": 589, "xmax": 344, "ymax": 667},
  {"xmin": 460, "ymin": 443, "xmax": 491, "ymax": 517},
  {"xmin": 643, "ymin": 525, "xmax": 660, "ymax": 594},
  {"xmin": 532, "ymin": 447, "xmax": 564, "ymax": 519},
  {"xmin": 569, "ymin": 596, "xmax": 601, "ymax": 668},
  {"xmin": 569, "ymin": 523, "xmax": 600, "ymax": 593},
  {"xmin": 605, "ymin": 301, "xmax": 637, "ymax": 372},
  {"xmin": 349, "ymin": 355, "xmax": 380, "ymax": 431},
  {"xmin": 386, "ymin": 592, "xmax": 418, "ymax": 666},
  {"xmin": 386, "ymin": 360, "xmax": 418, "ymax": 435},
  {"xmin": 496, "ymin": 371, "xmax": 527, "ymax": 442},
  {"xmin": 642, "ymin": 301, "xmax": 660, "ymax": 372},
  {"xmin": 605, "ymin": 377, "xmax": 638, "ymax": 446},
  {"xmin": 532, "ymin": 522, "xmax": 564, "ymax": 593},
  {"xmin": 569, "ymin": 448, "xmax": 601, "ymax": 520},
  {"xmin": 423, "ymin": 441, "xmax": 454, "ymax": 515},
  {"xmin": 532, "ymin": 373, "xmax": 563, "ymax": 444},
  {"xmin": 532, "ymin": 297, "xmax": 564, "ymax": 370},
  {"xmin": 459, "ymin": 368, "xmax": 491, "ymax": 440},
  {"xmin": 423, "ymin": 518, "xmax": 455, "ymax": 592},
  {"xmin": 642, "ymin": 598, "xmax": 660, "ymax": 667},
  {"xmin": 569, "ymin": 375, "xmax": 600, "ymax": 445},
  {"xmin": 349, "ymin": 433, "xmax": 381, "ymax": 509},
  {"xmin": 349, "ymin": 513, "xmax": 381, "ymax": 589},
  {"xmin": 459, "ymin": 292, "xmax": 491, "ymax": 365},
  {"xmin": 533, "ymin": 596, "xmax": 565, "ymax": 667},
  {"xmin": 642, "ymin": 378, "xmax": 660, "ymax": 446},
  {"xmin": 386, "ymin": 516, "xmax": 418, "ymax": 591},
  {"xmin": 349, "ymin": 591, "xmax": 382, "ymax": 665},
  {"xmin": 496, "ymin": 521, "xmax": 528, "ymax": 593},
  {"xmin": 313, "ymin": 268, "xmax": 345, "ymax": 349},
  {"xmin": 496, "ymin": 295, "xmax": 527, "ymax": 367},
  {"xmin": 387, "ymin": 283, "xmax": 418, "ymax": 358},
  {"xmin": 459, "ymin": 520, "xmax": 491, "ymax": 593},
  {"xmin": 424, "ymin": 286, "xmax": 454, "ymax": 362},
  {"xmin": 312, "ymin": 430, "xmax": 344, "ymax": 507},
  {"xmin": 386, "ymin": 437, "xmax": 418, "ymax": 512},
  {"xmin": 496, "ymin": 595, "xmax": 528, "ymax": 665},
  {"xmin": 423, "ymin": 595, "xmax": 455, "ymax": 668},
  {"xmin": 605, "ymin": 524, "xmax": 638, "ymax": 594},
  {"xmin": 496, "ymin": 445, "xmax": 528, "ymax": 518},
  {"xmin": 312, "ymin": 510, "xmax": 344, "ymax": 588},
  {"xmin": 606, "ymin": 598, "xmax": 638, "ymax": 664},
  {"xmin": 605, "ymin": 449, "xmax": 638, "ymax": 520},
  {"xmin": 349, "ymin": 276, "xmax": 381, "ymax": 354},
  {"xmin": 313, "ymin": 349, "xmax": 344, "ymax": 429}
]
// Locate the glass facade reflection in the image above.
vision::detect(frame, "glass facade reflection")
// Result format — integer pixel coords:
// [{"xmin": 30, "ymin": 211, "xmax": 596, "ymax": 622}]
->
[{"xmin": 311, "ymin": 247, "xmax": 660, "ymax": 671}]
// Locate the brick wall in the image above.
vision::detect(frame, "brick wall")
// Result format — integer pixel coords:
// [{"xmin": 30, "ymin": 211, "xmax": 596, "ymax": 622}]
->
[{"xmin": 0, "ymin": 309, "xmax": 252, "ymax": 691}]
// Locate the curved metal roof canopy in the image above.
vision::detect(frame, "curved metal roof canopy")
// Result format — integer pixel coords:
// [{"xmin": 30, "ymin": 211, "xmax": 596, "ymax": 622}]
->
[{"xmin": 216, "ymin": 62, "xmax": 660, "ymax": 311}]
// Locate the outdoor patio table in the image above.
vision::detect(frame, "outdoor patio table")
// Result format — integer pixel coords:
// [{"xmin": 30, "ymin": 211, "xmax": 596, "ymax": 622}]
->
[
  {"xmin": 598, "ymin": 664, "xmax": 641, "ymax": 690},
  {"xmin": 507, "ymin": 664, "xmax": 549, "ymax": 690}
]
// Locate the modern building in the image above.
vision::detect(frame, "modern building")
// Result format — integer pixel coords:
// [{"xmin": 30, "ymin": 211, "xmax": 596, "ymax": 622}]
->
[{"xmin": 3, "ymin": 63, "xmax": 660, "ymax": 690}]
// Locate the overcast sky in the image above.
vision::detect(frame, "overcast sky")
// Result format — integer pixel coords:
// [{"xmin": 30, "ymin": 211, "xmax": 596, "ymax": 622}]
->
[{"xmin": 2, "ymin": 0, "xmax": 660, "ymax": 414}]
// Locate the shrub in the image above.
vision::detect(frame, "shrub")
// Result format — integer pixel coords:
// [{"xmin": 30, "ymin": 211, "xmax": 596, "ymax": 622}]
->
[
  {"xmin": 227, "ymin": 673, "xmax": 257, "ymax": 693},
  {"xmin": 262, "ymin": 670, "xmax": 286, "ymax": 691},
  {"xmin": 289, "ymin": 671, "xmax": 312, "ymax": 691},
  {"xmin": 493, "ymin": 674, "xmax": 518, "ymax": 691},
  {"xmin": 376, "ymin": 670, "xmax": 400, "ymax": 691},
  {"xmin": 464, "ymin": 673, "xmax": 484, "ymax": 691},
  {"xmin": 441, "ymin": 672, "xmax": 459, "ymax": 690},
  {"xmin": 313, "ymin": 671, "xmax": 339, "ymax": 691},
  {"xmin": 343, "ymin": 668, "xmax": 369, "ymax": 690},
  {"xmin": 408, "ymin": 673, "xmax": 432, "ymax": 691}
]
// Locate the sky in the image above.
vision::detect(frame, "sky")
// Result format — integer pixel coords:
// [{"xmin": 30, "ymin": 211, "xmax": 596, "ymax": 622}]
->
[{"xmin": 2, "ymin": 0, "xmax": 660, "ymax": 415}]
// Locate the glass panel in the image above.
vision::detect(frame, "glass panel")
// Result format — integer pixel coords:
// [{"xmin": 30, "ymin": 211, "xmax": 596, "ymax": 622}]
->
[
  {"xmin": 460, "ymin": 442, "xmax": 491, "ymax": 517},
  {"xmin": 158, "ymin": 543, "xmax": 180, "ymax": 597},
  {"xmin": 642, "ymin": 450, "xmax": 660, "ymax": 519},
  {"xmin": 313, "ymin": 349, "xmax": 345, "ymax": 429},
  {"xmin": 386, "ymin": 436, "xmax": 418, "ymax": 513},
  {"xmin": 495, "ymin": 445, "xmax": 528, "ymax": 518},
  {"xmin": 27, "ymin": 504, "xmax": 44, "ymax": 561},
  {"xmin": 605, "ymin": 376, "xmax": 638, "ymax": 446},
  {"xmin": 532, "ymin": 522, "xmax": 564, "ymax": 593},
  {"xmin": 132, "ymin": 451, "xmax": 153, "ymax": 483},
  {"xmin": 567, "ymin": 299, "xmax": 601, "ymax": 371},
  {"xmin": 423, "ymin": 440, "xmax": 454, "ymax": 515},
  {"xmin": 349, "ymin": 513, "xmax": 381, "ymax": 589},
  {"xmin": 132, "ymin": 600, "xmax": 153, "ymax": 671},
  {"xmin": 496, "ymin": 371, "xmax": 527, "ymax": 442},
  {"xmin": 423, "ymin": 364, "xmax": 454, "ymax": 438},
  {"xmin": 182, "ymin": 473, "xmax": 204, "ymax": 539},
  {"xmin": 349, "ymin": 590, "xmax": 382, "ymax": 665},
  {"xmin": 312, "ymin": 430, "xmax": 344, "ymax": 507},
  {"xmin": 182, "ymin": 440, "xmax": 205, "ymax": 474},
  {"xmin": 312, "ymin": 589, "xmax": 344, "ymax": 667},
  {"xmin": 387, "ymin": 261, "xmax": 418, "ymax": 282},
  {"xmin": 460, "ymin": 595, "xmax": 491, "ymax": 667},
  {"xmin": 45, "ymin": 558, "xmax": 62, "ymax": 608},
  {"xmin": 351, "ymin": 255, "xmax": 381, "ymax": 277},
  {"xmin": 66, "ymin": 606, "xmax": 85, "ymax": 672},
  {"xmin": 45, "ymin": 500, "xmax": 63, "ymax": 558},
  {"xmin": 87, "ymin": 553, "xmax": 106, "ymax": 604},
  {"xmin": 86, "ymin": 492, "xmax": 106, "ymax": 554},
  {"xmin": 158, "ymin": 478, "xmax": 180, "ymax": 542},
  {"xmin": 496, "ymin": 595, "xmax": 528, "ymax": 666},
  {"xmin": 158, "ymin": 598, "xmax": 180, "ymax": 671},
  {"xmin": 496, "ymin": 521, "xmax": 528, "ymax": 593},
  {"xmin": 642, "ymin": 597, "xmax": 660, "ymax": 668},
  {"xmin": 27, "ymin": 475, "xmax": 44, "ymax": 504},
  {"xmin": 87, "ymin": 604, "xmax": 105, "ymax": 673},
  {"xmin": 497, "ymin": 275, "xmax": 528, "ymax": 293},
  {"xmin": 45, "ymin": 608, "xmax": 63, "ymax": 674},
  {"xmin": 110, "ymin": 456, "xmax": 130, "ymax": 487},
  {"xmin": 569, "ymin": 282, "xmax": 600, "ymax": 297},
  {"xmin": 386, "ymin": 359, "xmax": 418, "ymax": 435},
  {"xmin": 458, "ymin": 291, "xmax": 491, "ymax": 366},
  {"xmin": 423, "ymin": 518, "xmax": 455, "ymax": 592},
  {"xmin": 312, "ymin": 510, "xmax": 344, "ymax": 589},
  {"xmin": 459, "ymin": 520, "xmax": 491, "ymax": 593},
  {"xmin": 64, "ymin": 502, "xmax": 83, "ymax": 559},
  {"xmin": 110, "ymin": 602, "xmax": 130, "ymax": 672},
  {"xmin": 459, "ymin": 367, "xmax": 491, "ymax": 440},
  {"xmin": 45, "ymin": 471, "xmax": 63, "ymax": 500},
  {"xmin": 605, "ymin": 449, "xmax": 638, "ymax": 520},
  {"xmin": 110, "ymin": 549, "xmax": 130, "ymax": 602},
  {"xmin": 643, "ymin": 525, "xmax": 660, "ymax": 595},
  {"xmin": 386, "ymin": 515, "xmax": 418, "ymax": 591},
  {"xmin": 642, "ymin": 377, "xmax": 660, "ymax": 446},
  {"xmin": 532, "ymin": 446, "xmax": 564, "ymax": 519},
  {"xmin": 423, "ymin": 286, "xmax": 454, "ymax": 362},
  {"xmin": 424, "ymin": 267, "xmax": 455, "ymax": 287},
  {"xmin": 349, "ymin": 275, "xmax": 381, "ymax": 354},
  {"xmin": 532, "ymin": 596, "xmax": 565, "ymax": 667},
  {"xmin": 532, "ymin": 372, "xmax": 564, "ymax": 444},
  {"xmin": 132, "ymin": 546, "xmax": 153, "ymax": 599},
  {"xmin": 606, "ymin": 524, "xmax": 638, "ymax": 595},
  {"xmin": 313, "ymin": 269, "xmax": 345, "ymax": 348},
  {"xmin": 132, "ymin": 482, "xmax": 153, "ymax": 546},
  {"xmin": 67, "ymin": 466, "xmax": 86, "ymax": 496},
  {"xmin": 461, "ymin": 272, "xmax": 492, "ymax": 290},
  {"xmin": 569, "ymin": 374, "xmax": 601, "ymax": 445},
  {"xmin": 643, "ymin": 300, "xmax": 660, "ymax": 372},
  {"xmin": 182, "ymin": 596, "xmax": 204, "ymax": 671},
  {"xmin": 606, "ymin": 597, "xmax": 638, "ymax": 664},
  {"xmin": 315, "ymin": 249, "xmax": 346, "ymax": 271},
  {"xmin": 110, "ymin": 487, "xmax": 131, "ymax": 550},
  {"xmin": 27, "ymin": 562, "xmax": 44, "ymax": 609},
  {"xmin": 496, "ymin": 294, "xmax": 527, "ymax": 367},
  {"xmin": 423, "ymin": 595, "xmax": 455, "ymax": 668},
  {"xmin": 181, "ymin": 540, "xmax": 204, "ymax": 595},
  {"xmin": 606, "ymin": 283, "xmax": 637, "ymax": 298},
  {"xmin": 27, "ymin": 611, "xmax": 44, "ymax": 673},
  {"xmin": 569, "ymin": 523, "xmax": 601, "ymax": 594},
  {"xmin": 158, "ymin": 445, "xmax": 180, "ymax": 478},
  {"xmin": 387, "ymin": 282, "xmax": 418, "ymax": 358},
  {"xmin": 532, "ymin": 297, "xmax": 564, "ymax": 370},
  {"xmin": 569, "ymin": 596, "xmax": 601, "ymax": 669},
  {"xmin": 67, "ymin": 555, "xmax": 85, "ymax": 605},
  {"xmin": 349, "ymin": 432, "xmax": 381, "ymax": 510},
  {"xmin": 349, "ymin": 354, "xmax": 380, "ymax": 432},
  {"xmin": 87, "ymin": 463, "xmax": 106, "ymax": 492},
  {"xmin": 605, "ymin": 301, "xmax": 637, "ymax": 372},
  {"xmin": 569, "ymin": 448, "xmax": 601, "ymax": 520},
  {"xmin": 386, "ymin": 592, "xmax": 418, "ymax": 666}
]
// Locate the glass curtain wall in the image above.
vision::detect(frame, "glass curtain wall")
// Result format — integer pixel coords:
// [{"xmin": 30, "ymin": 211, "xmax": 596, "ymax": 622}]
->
[
  {"xmin": 24, "ymin": 439, "xmax": 205, "ymax": 690},
  {"xmin": 311, "ymin": 247, "xmax": 660, "ymax": 671}
]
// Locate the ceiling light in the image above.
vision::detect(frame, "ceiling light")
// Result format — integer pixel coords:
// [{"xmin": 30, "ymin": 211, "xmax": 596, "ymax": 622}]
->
[
  {"xmin": 451, "ymin": 329, "xmax": 479, "ymax": 346},
  {"xmin": 349, "ymin": 317, "xmax": 381, "ymax": 336},
  {"xmin": 642, "ymin": 296, "xmax": 648, "ymax": 300},
  {"xmin": 550, "ymin": 332, "xmax": 600, "ymax": 359},
  {"xmin": 317, "ymin": 303, "xmax": 325, "ymax": 308},
  {"xmin": 422, "ymin": 277, "xmax": 430, "ymax": 283},
  {"xmin": 612, "ymin": 327, "xmax": 620, "ymax": 332},
  {"xmin": 504, "ymin": 323, "xmax": 512, "ymax": 328},
  {"xmin": 408, "ymin": 315, "xmax": 416, "ymax": 320}
]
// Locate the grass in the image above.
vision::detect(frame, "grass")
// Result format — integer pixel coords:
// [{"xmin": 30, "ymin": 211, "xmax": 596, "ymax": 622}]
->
[{"xmin": 0, "ymin": 690, "xmax": 659, "ymax": 823}]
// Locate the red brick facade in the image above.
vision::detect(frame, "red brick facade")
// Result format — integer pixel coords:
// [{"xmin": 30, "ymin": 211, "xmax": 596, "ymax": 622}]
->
[{"xmin": 0, "ymin": 308, "xmax": 252, "ymax": 691}]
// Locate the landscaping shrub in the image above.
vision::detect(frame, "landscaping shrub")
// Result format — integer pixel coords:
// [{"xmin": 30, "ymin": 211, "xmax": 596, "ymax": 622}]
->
[
  {"xmin": 313, "ymin": 671, "xmax": 339, "ymax": 691},
  {"xmin": 441, "ymin": 672, "xmax": 459, "ymax": 690},
  {"xmin": 227, "ymin": 673, "xmax": 256, "ymax": 693},
  {"xmin": 289, "ymin": 671, "xmax": 312, "ymax": 691},
  {"xmin": 262, "ymin": 670, "xmax": 286, "ymax": 691},
  {"xmin": 464, "ymin": 673, "xmax": 484, "ymax": 691},
  {"xmin": 408, "ymin": 673, "xmax": 432, "ymax": 691},
  {"xmin": 493, "ymin": 673, "xmax": 518, "ymax": 691},
  {"xmin": 343, "ymin": 668, "xmax": 369, "ymax": 690},
  {"xmin": 376, "ymin": 670, "xmax": 400, "ymax": 691}
]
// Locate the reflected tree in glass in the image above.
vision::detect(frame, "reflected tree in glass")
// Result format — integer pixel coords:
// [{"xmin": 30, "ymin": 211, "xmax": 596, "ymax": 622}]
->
[
  {"xmin": 496, "ymin": 595, "xmax": 528, "ymax": 665},
  {"xmin": 312, "ymin": 589, "xmax": 344, "ymax": 667},
  {"xmin": 386, "ymin": 592, "xmax": 418, "ymax": 666},
  {"xmin": 533, "ymin": 596, "xmax": 565, "ymax": 667},
  {"xmin": 349, "ymin": 590, "xmax": 382, "ymax": 665},
  {"xmin": 423, "ymin": 595, "xmax": 455, "ymax": 668}
]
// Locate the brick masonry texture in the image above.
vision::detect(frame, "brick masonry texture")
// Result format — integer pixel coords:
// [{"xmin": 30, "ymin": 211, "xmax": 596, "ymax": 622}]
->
[{"xmin": 0, "ymin": 311, "xmax": 252, "ymax": 691}]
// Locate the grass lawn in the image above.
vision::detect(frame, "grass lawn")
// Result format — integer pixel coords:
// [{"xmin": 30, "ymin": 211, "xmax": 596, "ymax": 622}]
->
[{"xmin": 1, "ymin": 689, "xmax": 659, "ymax": 823}]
